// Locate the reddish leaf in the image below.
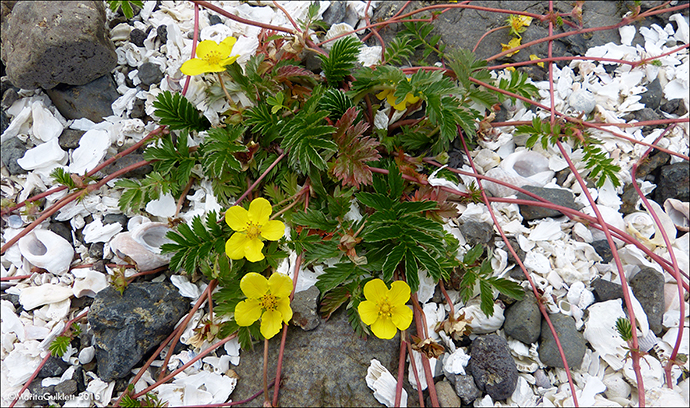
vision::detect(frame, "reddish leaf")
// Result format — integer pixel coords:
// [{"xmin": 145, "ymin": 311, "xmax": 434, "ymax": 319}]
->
[{"xmin": 330, "ymin": 107, "xmax": 381, "ymax": 188}]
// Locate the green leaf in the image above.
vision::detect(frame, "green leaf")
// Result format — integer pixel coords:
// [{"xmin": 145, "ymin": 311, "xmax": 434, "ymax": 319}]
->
[
  {"xmin": 355, "ymin": 192, "xmax": 393, "ymax": 212},
  {"xmin": 115, "ymin": 172, "xmax": 176, "ymax": 213},
  {"xmin": 487, "ymin": 277, "xmax": 525, "ymax": 301},
  {"xmin": 382, "ymin": 243, "xmax": 406, "ymax": 282},
  {"xmin": 318, "ymin": 89, "xmax": 356, "ymax": 121},
  {"xmin": 161, "ymin": 211, "xmax": 228, "ymax": 274},
  {"xmin": 107, "ymin": 0, "xmax": 143, "ymax": 19},
  {"xmin": 144, "ymin": 131, "xmax": 197, "ymax": 186},
  {"xmin": 404, "ymin": 249, "xmax": 420, "ymax": 292},
  {"xmin": 292, "ymin": 209, "xmax": 339, "ymax": 232},
  {"xmin": 387, "ymin": 163, "xmax": 403, "ymax": 199},
  {"xmin": 152, "ymin": 90, "xmax": 211, "ymax": 131},
  {"xmin": 49, "ymin": 336, "xmax": 71, "ymax": 357},
  {"xmin": 463, "ymin": 245, "xmax": 484, "ymax": 265},
  {"xmin": 385, "ymin": 35, "xmax": 415, "ymax": 65},
  {"xmin": 318, "ymin": 36, "xmax": 362, "ymax": 86},
  {"xmin": 363, "ymin": 225, "xmax": 403, "ymax": 242},
  {"xmin": 478, "ymin": 278, "xmax": 495, "ymax": 316},
  {"xmin": 407, "ymin": 244, "xmax": 444, "ymax": 280},
  {"xmin": 316, "ymin": 262, "xmax": 358, "ymax": 293},
  {"xmin": 199, "ymin": 126, "xmax": 246, "ymax": 178},
  {"xmin": 330, "ymin": 107, "xmax": 380, "ymax": 188}
]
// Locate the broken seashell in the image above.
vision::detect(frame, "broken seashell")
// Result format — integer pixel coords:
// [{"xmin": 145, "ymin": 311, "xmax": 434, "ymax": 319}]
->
[
  {"xmin": 664, "ymin": 199, "xmax": 689, "ymax": 232},
  {"xmin": 68, "ymin": 129, "xmax": 111, "ymax": 175},
  {"xmin": 623, "ymin": 354, "xmax": 664, "ymax": 390},
  {"xmin": 637, "ymin": 330, "xmax": 658, "ymax": 353},
  {"xmin": 31, "ymin": 101, "xmax": 63, "ymax": 142},
  {"xmin": 16, "ymin": 138, "xmax": 67, "ymax": 171},
  {"xmin": 72, "ymin": 269, "xmax": 108, "ymax": 298},
  {"xmin": 18, "ymin": 284, "xmax": 73, "ymax": 311},
  {"xmin": 366, "ymin": 358, "xmax": 407, "ymax": 408},
  {"xmin": 78, "ymin": 346, "xmax": 95, "ymax": 365},
  {"xmin": 584, "ymin": 299, "xmax": 629, "ymax": 370},
  {"xmin": 109, "ymin": 222, "xmax": 174, "ymax": 271},
  {"xmin": 484, "ymin": 150, "xmax": 554, "ymax": 197},
  {"xmin": 18, "ymin": 229, "xmax": 74, "ymax": 275}
]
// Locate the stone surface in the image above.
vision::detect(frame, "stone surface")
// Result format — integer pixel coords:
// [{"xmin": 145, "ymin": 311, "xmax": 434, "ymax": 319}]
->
[
  {"xmin": 129, "ymin": 28, "xmax": 148, "ymax": 48},
  {"xmin": 459, "ymin": 221, "xmax": 493, "ymax": 246},
  {"xmin": 230, "ymin": 308, "xmax": 406, "ymax": 407},
  {"xmin": 503, "ymin": 291, "xmax": 541, "ymax": 344},
  {"xmin": 103, "ymin": 213, "xmax": 129, "ymax": 229},
  {"xmin": 454, "ymin": 374, "xmax": 482, "ymax": 405},
  {"xmin": 436, "ymin": 380, "xmax": 461, "ymax": 407},
  {"xmin": 1, "ymin": 137, "xmax": 28, "ymax": 175},
  {"xmin": 100, "ymin": 152, "xmax": 153, "ymax": 179},
  {"xmin": 538, "ymin": 313, "xmax": 586, "ymax": 369},
  {"xmin": 655, "ymin": 162, "xmax": 689, "ymax": 203},
  {"xmin": 58, "ymin": 128, "xmax": 85, "ymax": 150},
  {"xmin": 636, "ymin": 152, "xmax": 669, "ymax": 179},
  {"xmin": 207, "ymin": 14, "xmax": 222, "ymax": 26},
  {"xmin": 37, "ymin": 355, "xmax": 70, "ymax": 378},
  {"xmin": 48, "ymin": 221, "xmax": 73, "ymax": 244},
  {"xmin": 88, "ymin": 282, "xmax": 190, "ymax": 381},
  {"xmin": 468, "ymin": 334, "xmax": 518, "ymax": 401},
  {"xmin": 322, "ymin": 0, "xmax": 347, "ymax": 26},
  {"xmin": 1, "ymin": 1, "xmax": 117, "ymax": 90},
  {"xmin": 592, "ymin": 278, "xmax": 624, "ymax": 302},
  {"xmin": 630, "ymin": 267, "xmax": 665, "ymax": 335},
  {"xmin": 137, "ymin": 62, "xmax": 163, "ymax": 90},
  {"xmin": 639, "ymin": 78, "xmax": 662, "ymax": 110},
  {"xmin": 291, "ymin": 285, "xmax": 321, "ymax": 331},
  {"xmin": 45, "ymin": 74, "xmax": 120, "ymax": 122},
  {"xmin": 517, "ymin": 186, "xmax": 580, "ymax": 221},
  {"xmin": 591, "ymin": 240, "xmax": 614, "ymax": 263}
]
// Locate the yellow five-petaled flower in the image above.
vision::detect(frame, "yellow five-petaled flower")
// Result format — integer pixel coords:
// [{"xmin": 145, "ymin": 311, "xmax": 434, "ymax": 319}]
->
[
  {"xmin": 358, "ymin": 279, "xmax": 413, "ymax": 339},
  {"xmin": 225, "ymin": 197, "xmax": 285, "ymax": 262},
  {"xmin": 180, "ymin": 37, "xmax": 240, "ymax": 76},
  {"xmin": 376, "ymin": 79, "xmax": 420, "ymax": 112},
  {"xmin": 235, "ymin": 272, "xmax": 293, "ymax": 339}
]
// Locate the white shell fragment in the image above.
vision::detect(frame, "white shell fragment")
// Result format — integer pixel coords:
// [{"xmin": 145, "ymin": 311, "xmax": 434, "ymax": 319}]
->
[
  {"xmin": 16, "ymin": 138, "xmax": 67, "ymax": 172},
  {"xmin": 31, "ymin": 101, "xmax": 63, "ymax": 142},
  {"xmin": 366, "ymin": 359, "xmax": 407, "ymax": 408},
  {"xmin": 664, "ymin": 199, "xmax": 689, "ymax": 232},
  {"xmin": 18, "ymin": 229, "xmax": 74, "ymax": 275},
  {"xmin": 18, "ymin": 284, "xmax": 73, "ymax": 311},
  {"xmin": 72, "ymin": 269, "xmax": 109, "ymax": 298},
  {"xmin": 484, "ymin": 150, "xmax": 554, "ymax": 197},
  {"xmin": 68, "ymin": 128, "xmax": 111, "ymax": 175},
  {"xmin": 109, "ymin": 222, "xmax": 174, "ymax": 270},
  {"xmin": 584, "ymin": 300, "xmax": 629, "ymax": 370},
  {"xmin": 78, "ymin": 346, "xmax": 96, "ymax": 364}
]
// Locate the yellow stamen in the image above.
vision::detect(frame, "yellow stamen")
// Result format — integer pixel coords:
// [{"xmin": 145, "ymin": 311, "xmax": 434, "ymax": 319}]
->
[
  {"xmin": 260, "ymin": 294, "xmax": 277, "ymax": 311},
  {"xmin": 246, "ymin": 222, "xmax": 261, "ymax": 240},
  {"xmin": 205, "ymin": 51, "xmax": 223, "ymax": 65}
]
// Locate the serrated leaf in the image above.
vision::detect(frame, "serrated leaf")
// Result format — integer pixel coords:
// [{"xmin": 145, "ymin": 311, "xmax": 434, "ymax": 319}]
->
[
  {"xmin": 479, "ymin": 278, "xmax": 495, "ymax": 317},
  {"xmin": 318, "ymin": 36, "xmax": 362, "ymax": 86},
  {"xmin": 382, "ymin": 243, "xmax": 406, "ymax": 282},
  {"xmin": 292, "ymin": 209, "xmax": 339, "ymax": 232},
  {"xmin": 316, "ymin": 262, "xmax": 357, "ymax": 293},
  {"xmin": 355, "ymin": 192, "xmax": 393, "ymax": 211},
  {"xmin": 153, "ymin": 90, "xmax": 210, "ymax": 131},
  {"xmin": 320, "ymin": 286, "xmax": 351, "ymax": 319},
  {"xmin": 330, "ymin": 107, "xmax": 380, "ymax": 188},
  {"xmin": 363, "ymin": 224, "xmax": 403, "ymax": 242},
  {"xmin": 463, "ymin": 245, "xmax": 484, "ymax": 265},
  {"xmin": 200, "ymin": 126, "xmax": 247, "ymax": 177},
  {"xmin": 487, "ymin": 277, "xmax": 525, "ymax": 301}
]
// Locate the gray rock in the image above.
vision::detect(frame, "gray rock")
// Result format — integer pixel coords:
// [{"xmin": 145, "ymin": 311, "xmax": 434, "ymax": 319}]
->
[
  {"xmin": 322, "ymin": 1, "xmax": 347, "ymax": 27},
  {"xmin": 636, "ymin": 152, "xmax": 669, "ymax": 179},
  {"xmin": 58, "ymin": 128, "xmax": 84, "ymax": 150},
  {"xmin": 100, "ymin": 152, "xmax": 153, "ymax": 179},
  {"xmin": 0, "ymin": 108, "xmax": 8, "ymax": 135},
  {"xmin": 436, "ymin": 380, "xmax": 461, "ymax": 407},
  {"xmin": 538, "ymin": 314, "xmax": 586, "ymax": 369},
  {"xmin": 1, "ymin": 1, "xmax": 117, "ymax": 90},
  {"xmin": 291, "ymin": 286, "xmax": 320, "ymax": 331},
  {"xmin": 2, "ymin": 86, "xmax": 20, "ymax": 109},
  {"xmin": 459, "ymin": 221, "xmax": 493, "ymax": 246},
  {"xmin": 45, "ymin": 74, "xmax": 120, "ymax": 122},
  {"xmin": 630, "ymin": 267, "xmax": 665, "ymax": 335},
  {"xmin": 591, "ymin": 240, "xmax": 614, "ymax": 263},
  {"xmin": 103, "ymin": 213, "xmax": 128, "ymax": 229},
  {"xmin": 208, "ymin": 14, "xmax": 222, "ymax": 26},
  {"xmin": 138, "ymin": 62, "xmax": 164, "ymax": 90},
  {"xmin": 655, "ymin": 162, "xmax": 689, "ymax": 203},
  {"xmin": 454, "ymin": 374, "xmax": 482, "ymax": 405},
  {"xmin": 230, "ymin": 308, "xmax": 407, "ymax": 407},
  {"xmin": 517, "ymin": 186, "xmax": 581, "ymax": 221},
  {"xmin": 1, "ymin": 293, "xmax": 21, "ymax": 310},
  {"xmin": 468, "ymin": 334, "xmax": 518, "ymax": 401},
  {"xmin": 631, "ymin": 107, "xmax": 660, "ymax": 123},
  {"xmin": 129, "ymin": 28, "xmax": 148, "ymax": 48},
  {"xmin": 37, "ymin": 355, "xmax": 70, "ymax": 378},
  {"xmin": 89, "ymin": 242, "xmax": 104, "ymax": 259},
  {"xmin": 1, "ymin": 137, "xmax": 27, "ymax": 175},
  {"xmin": 88, "ymin": 282, "xmax": 190, "ymax": 381},
  {"xmin": 53, "ymin": 379, "xmax": 78, "ymax": 397},
  {"xmin": 504, "ymin": 291, "xmax": 541, "ymax": 344},
  {"xmin": 156, "ymin": 25, "xmax": 168, "ymax": 44},
  {"xmin": 620, "ymin": 183, "xmax": 640, "ymax": 215},
  {"xmin": 48, "ymin": 221, "xmax": 73, "ymax": 244},
  {"xmin": 592, "ymin": 278, "xmax": 623, "ymax": 302},
  {"xmin": 639, "ymin": 78, "xmax": 662, "ymax": 110}
]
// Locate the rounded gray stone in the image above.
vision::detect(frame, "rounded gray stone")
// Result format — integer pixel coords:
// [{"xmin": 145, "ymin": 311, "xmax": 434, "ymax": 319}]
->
[
  {"xmin": 1, "ymin": 136, "xmax": 28, "ymax": 175},
  {"xmin": 504, "ymin": 291, "xmax": 542, "ymax": 344},
  {"xmin": 436, "ymin": 380, "xmax": 461, "ymax": 407},
  {"xmin": 468, "ymin": 334, "xmax": 518, "ymax": 401},
  {"xmin": 454, "ymin": 374, "xmax": 482, "ymax": 405},
  {"xmin": 538, "ymin": 313, "xmax": 586, "ymax": 369},
  {"xmin": 1, "ymin": 1, "xmax": 117, "ymax": 90},
  {"xmin": 45, "ymin": 74, "xmax": 119, "ymax": 122},
  {"xmin": 630, "ymin": 267, "xmax": 665, "ymax": 335}
]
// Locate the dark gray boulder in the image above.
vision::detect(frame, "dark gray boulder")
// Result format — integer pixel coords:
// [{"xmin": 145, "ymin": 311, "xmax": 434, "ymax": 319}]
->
[
  {"xmin": 630, "ymin": 267, "xmax": 665, "ymax": 335},
  {"xmin": 468, "ymin": 335, "xmax": 518, "ymax": 401},
  {"xmin": 503, "ymin": 291, "xmax": 541, "ymax": 344},
  {"xmin": 516, "ymin": 186, "xmax": 581, "ymax": 221},
  {"xmin": 538, "ymin": 313, "xmax": 586, "ymax": 369},
  {"xmin": 1, "ymin": 1, "xmax": 117, "ymax": 90},
  {"xmin": 88, "ymin": 282, "xmax": 190, "ymax": 381},
  {"xmin": 45, "ymin": 74, "xmax": 120, "ymax": 122}
]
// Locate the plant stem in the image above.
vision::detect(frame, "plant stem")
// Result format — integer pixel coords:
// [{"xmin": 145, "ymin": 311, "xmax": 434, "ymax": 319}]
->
[
  {"xmin": 264, "ymin": 338, "xmax": 271, "ymax": 407},
  {"xmin": 395, "ymin": 330, "xmax": 406, "ymax": 407}
]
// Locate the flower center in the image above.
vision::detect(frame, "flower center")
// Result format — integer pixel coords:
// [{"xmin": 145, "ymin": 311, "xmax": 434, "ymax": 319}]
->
[
  {"xmin": 260, "ymin": 294, "xmax": 278, "ymax": 311},
  {"xmin": 245, "ymin": 222, "xmax": 261, "ymax": 240},
  {"xmin": 204, "ymin": 50, "xmax": 224, "ymax": 66},
  {"xmin": 378, "ymin": 297, "xmax": 393, "ymax": 318}
]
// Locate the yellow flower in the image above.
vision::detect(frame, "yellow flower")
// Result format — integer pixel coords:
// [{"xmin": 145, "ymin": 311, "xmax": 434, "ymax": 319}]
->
[
  {"xmin": 530, "ymin": 54, "xmax": 544, "ymax": 68},
  {"xmin": 501, "ymin": 37, "xmax": 522, "ymax": 57},
  {"xmin": 180, "ymin": 37, "xmax": 240, "ymax": 76},
  {"xmin": 225, "ymin": 197, "xmax": 285, "ymax": 262},
  {"xmin": 506, "ymin": 14, "xmax": 532, "ymax": 37},
  {"xmin": 505, "ymin": 66, "xmax": 516, "ymax": 72},
  {"xmin": 235, "ymin": 272, "xmax": 293, "ymax": 339},
  {"xmin": 358, "ymin": 279, "xmax": 413, "ymax": 339},
  {"xmin": 376, "ymin": 79, "xmax": 420, "ymax": 111}
]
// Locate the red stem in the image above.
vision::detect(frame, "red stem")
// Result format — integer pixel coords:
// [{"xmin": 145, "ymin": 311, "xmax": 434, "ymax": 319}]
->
[
  {"xmin": 406, "ymin": 340, "xmax": 426, "ymax": 407},
  {"xmin": 395, "ymin": 331, "xmax": 406, "ymax": 407},
  {"xmin": 410, "ymin": 293, "xmax": 438, "ymax": 406}
]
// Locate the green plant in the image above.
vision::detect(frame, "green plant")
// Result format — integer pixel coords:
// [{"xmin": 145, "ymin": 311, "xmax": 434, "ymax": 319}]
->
[
  {"xmin": 48, "ymin": 323, "xmax": 82, "ymax": 357},
  {"xmin": 107, "ymin": 0, "xmax": 143, "ymax": 19}
]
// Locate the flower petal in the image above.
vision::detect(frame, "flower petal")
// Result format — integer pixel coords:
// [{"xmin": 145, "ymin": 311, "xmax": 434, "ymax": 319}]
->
[
  {"xmin": 195, "ymin": 40, "xmax": 220, "ymax": 58},
  {"xmin": 276, "ymin": 297, "xmax": 293, "ymax": 323},
  {"xmin": 388, "ymin": 281, "xmax": 411, "ymax": 306},
  {"xmin": 217, "ymin": 36, "xmax": 237, "ymax": 55},
  {"xmin": 219, "ymin": 54, "xmax": 240, "ymax": 67},
  {"xmin": 235, "ymin": 298, "xmax": 262, "ymax": 326},
  {"xmin": 391, "ymin": 304, "xmax": 413, "ymax": 331},
  {"xmin": 376, "ymin": 89, "xmax": 390, "ymax": 100},
  {"xmin": 405, "ymin": 93, "xmax": 420, "ymax": 104},
  {"xmin": 240, "ymin": 272, "xmax": 268, "ymax": 298},
  {"xmin": 260, "ymin": 310, "xmax": 283, "ymax": 339},
  {"xmin": 180, "ymin": 58, "xmax": 214, "ymax": 76},
  {"xmin": 363, "ymin": 279, "xmax": 388, "ymax": 303},
  {"xmin": 371, "ymin": 316, "xmax": 397, "ymax": 339},
  {"xmin": 248, "ymin": 197, "xmax": 272, "ymax": 225},
  {"xmin": 244, "ymin": 237, "xmax": 265, "ymax": 262},
  {"xmin": 268, "ymin": 273, "xmax": 293, "ymax": 299},
  {"xmin": 358, "ymin": 300, "xmax": 380, "ymax": 325},
  {"xmin": 260, "ymin": 220, "xmax": 285, "ymax": 241},
  {"xmin": 225, "ymin": 232, "xmax": 248, "ymax": 260},
  {"xmin": 225, "ymin": 206, "xmax": 249, "ymax": 231}
]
